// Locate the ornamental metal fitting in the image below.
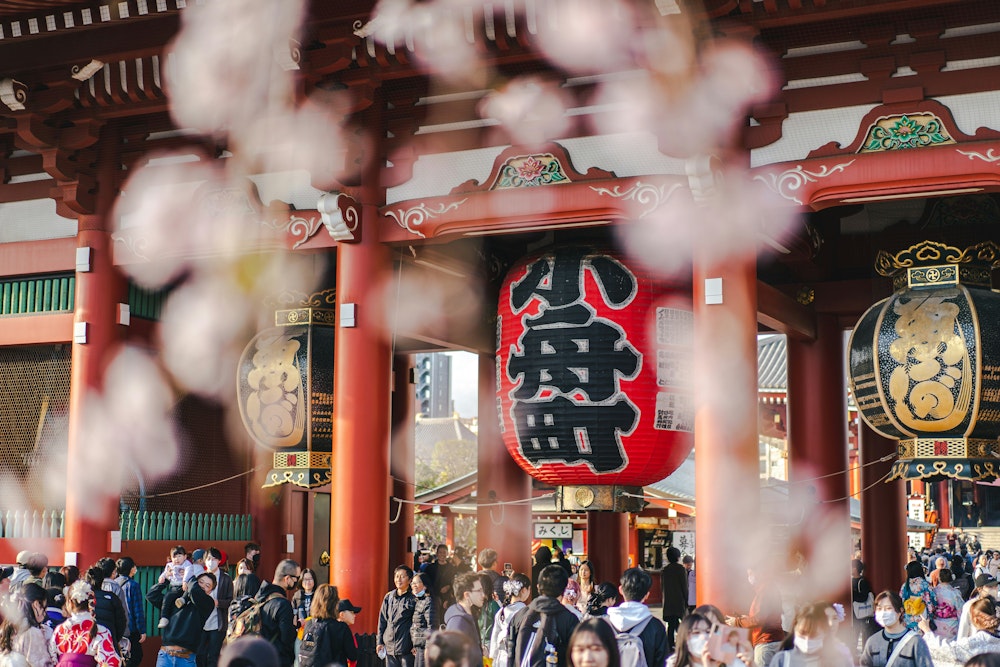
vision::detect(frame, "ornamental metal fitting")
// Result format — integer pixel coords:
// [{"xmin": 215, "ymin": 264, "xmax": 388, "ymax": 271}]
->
[{"xmin": 874, "ymin": 240, "xmax": 1000, "ymax": 291}]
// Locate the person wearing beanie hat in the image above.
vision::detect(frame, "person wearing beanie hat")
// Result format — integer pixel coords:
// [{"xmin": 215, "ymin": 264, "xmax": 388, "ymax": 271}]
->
[
  {"xmin": 219, "ymin": 637, "xmax": 279, "ymax": 667},
  {"xmin": 901, "ymin": 560, "xmax": 936, "ymax": 631}
]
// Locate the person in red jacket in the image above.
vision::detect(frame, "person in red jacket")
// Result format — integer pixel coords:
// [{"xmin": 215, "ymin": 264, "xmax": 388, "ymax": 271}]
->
[{"xmin": 726, "ymin": 565, "xmax": 784, "ymax": 667}]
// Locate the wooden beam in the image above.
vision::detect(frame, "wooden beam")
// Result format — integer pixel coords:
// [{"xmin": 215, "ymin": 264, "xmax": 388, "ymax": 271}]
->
[{"xmin": 757, "ymin": 280, "xmax": 816, "ymax": 341}]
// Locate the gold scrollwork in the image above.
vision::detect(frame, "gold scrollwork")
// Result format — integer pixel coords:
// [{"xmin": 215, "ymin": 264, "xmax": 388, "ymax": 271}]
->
[{"xmin": 876, "ymin": 240, "xmax": 1000, "ymax": 277}]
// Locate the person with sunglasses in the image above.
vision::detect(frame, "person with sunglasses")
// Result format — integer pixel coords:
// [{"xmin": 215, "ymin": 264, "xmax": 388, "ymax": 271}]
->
[{"xmin": 252, "ymin": 560, "xmax": 301, "ymax": 667}]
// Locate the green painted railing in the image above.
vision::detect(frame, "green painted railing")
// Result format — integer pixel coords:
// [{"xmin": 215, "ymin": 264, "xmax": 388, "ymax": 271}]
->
[
  {"xmin": 0, "ymin": 275, "xmax": 74, "ymax": 315},
  {"xmin": 127, "ymin": 283, "xmax": 167, "ymax": 321},
  {"xmin": 0, "ymin": 509, "xmax": 65, "ymax": 538},
  {"xmin": 119, "ymin": 511, "xmax": 253, "ymax": 542}
]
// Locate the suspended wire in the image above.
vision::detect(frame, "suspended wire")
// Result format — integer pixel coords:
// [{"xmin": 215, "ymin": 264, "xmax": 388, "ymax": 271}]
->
[
  {"xmin": 392, "ymin": 492, "xmax": 554, "ymax": 511},
  {"xmin": 778, "ymin": 453, "xmax": 897, "ymax": 486},
  {"xmin": 820, "ymin": 470, "xmax": 894, "ymax": 504},
  {"xmin": 139, "ymin": 467, "xmax": 260, "ymax": 498}
]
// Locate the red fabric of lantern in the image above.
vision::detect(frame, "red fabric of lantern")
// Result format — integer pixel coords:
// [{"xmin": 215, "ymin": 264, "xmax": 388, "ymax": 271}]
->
[{"xmin": 497, "ymin": 245, "xmax": 694, "ymax": 486}]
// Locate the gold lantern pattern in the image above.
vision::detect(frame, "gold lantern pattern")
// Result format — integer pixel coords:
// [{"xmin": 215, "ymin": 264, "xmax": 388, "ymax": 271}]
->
[
  {"xmin": 848, "ymin": 241, "xmax": 1000, "ymax": 481},
  {"xmin": 237, "ymin": 290, "xmax": 335, "ymax": 488}
]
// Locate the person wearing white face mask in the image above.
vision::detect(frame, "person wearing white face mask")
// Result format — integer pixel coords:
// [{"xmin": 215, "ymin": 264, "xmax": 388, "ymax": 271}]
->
[
  {"xmin": 768, "ymin": 603, "xmax": 851, "ymax": 667},
  {"xmin": 198, "ymin": 547, "xmax": 233, "ymax": 667},
  {"xmin": 666, "ymin": 613, "xmax": 711, "ymax": 667},
  {"xmin": 860, "ymin": 591, "xmax": 932, "ymax": 667}
]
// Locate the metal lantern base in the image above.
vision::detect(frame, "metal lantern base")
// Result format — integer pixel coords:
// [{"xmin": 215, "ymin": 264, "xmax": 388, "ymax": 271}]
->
[{"xmin": 555, "ymin": 485, "xmax": 646, "ymax": 513}]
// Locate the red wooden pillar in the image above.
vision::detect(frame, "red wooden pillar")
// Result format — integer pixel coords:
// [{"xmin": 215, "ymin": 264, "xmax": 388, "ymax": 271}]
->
[
  {"xmin": 330, "ymin": 96, "xmax": 392, "ymax": 634},
  {"xmin": 938, "ymin": 481, "xmax": 951, "ymax": 529},
  {"xmin": 477, "ymin": 353, "xmax": 533, "ymax": 576},
  {"xmin": 389, "ymin": 354, "xmax": 416, "ymax": 576},
  {"xmin": 444, "ymin": 510, "xmax": 456, "ymax": 547},
  {"xmin": 693, "ymin": 254, "xmax": 759, "ymax": 611},
  {"xmin": 859, "ymin": 424, "xmax": 906, "ymax": 594},
  {"xmin": 65, "ymin": 133, "xmax": 126, "ymax": 568},
  {"xmin": 586, "ymin": 511, "xmax": 628, "ymax": 582},
  {"xmin": 786, "ymin": 314, "xmax": 851, "ymax": 594}
]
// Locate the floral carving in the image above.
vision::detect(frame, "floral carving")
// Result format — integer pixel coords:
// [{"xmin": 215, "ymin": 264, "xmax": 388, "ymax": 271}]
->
[{"xmin": 861, "ymin": 114, "xmax": 953, "ymax": 152}]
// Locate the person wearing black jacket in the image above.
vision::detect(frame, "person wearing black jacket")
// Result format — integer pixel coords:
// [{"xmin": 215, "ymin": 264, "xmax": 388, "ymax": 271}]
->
[
  {"xmin": 257, "ymin": 559, "xmax": 301, "ymax": 667},
  {"xmin": 444, "ymin": 572, "xmax": 486, "ymax": 667},
  {"xmin": 378, "ymin": 566, "xmax": 418, "ymax": 667},
  {"xmin": 509, "ymin": 565, "xmax": 579, "ymax": 667},
  {"xmin": 86, "ymin": 566, "xmax": 128, "ymax": 644},
  {"xmin": 660, "ymin": 547, "xmax": 688, "ymax": 651},
  {"xmin": 410, "ymin": 573, "xmax": 435, "ymax": 667},
  {"xmin": 146, "ymin": 571, "xmax": 218, "ymax": 667}
]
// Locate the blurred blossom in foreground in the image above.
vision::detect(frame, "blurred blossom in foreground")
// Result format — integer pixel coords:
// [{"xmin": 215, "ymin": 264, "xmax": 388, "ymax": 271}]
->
[
  {"xmin": 114, "ymin": 156, "xmax": 224, "ymax": 289},
  {"xmin": 166, "ymin": 0, "xmax": 306, "ymax": 136},
  {"xmin": 361, "ymin": 0, "xmax": 486, "ymax": 85},
  {"xmin": 375, "ymin": 263, "xmax": 483, "ymax": 346},
  {"xmin": 237, "ymin": 103, "xmax": 347, "ymax": 190},
  {"xmin": 618, "ymin": 168, "xmax": 800, "ymax": 278},
  {"xmin": 71, "ymin": 347, "xmax": 179, "ymax": 519},
  {"xmin": 535, "ymin": 0, "xmax": 636, "ymax": 75},
  {"xmin": 159, "ymin": 275, "xmax": 254, "ymax": 400},
  {"xmin": 592, "ymin": 41, "xmax": 777, "ymax": 158},
  {"xmin": 480, "ymin": 77, "xmax": 572, "ymax": 146}
]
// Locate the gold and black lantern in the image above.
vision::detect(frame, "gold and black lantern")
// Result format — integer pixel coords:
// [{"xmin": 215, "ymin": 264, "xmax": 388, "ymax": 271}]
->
[
  {"xmin": 848, "ymin": 241, "xmax": 1000, "ymax": 481},
  {"xmin": 237, "ymin": 290, "xmax": 335, "ymax": 488}
]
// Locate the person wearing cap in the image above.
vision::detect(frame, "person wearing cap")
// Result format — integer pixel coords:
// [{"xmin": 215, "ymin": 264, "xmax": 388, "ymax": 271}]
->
[
  {"xmin": 337, "ymin": 596, "xmax": 362, "ymax": 667},
  {"xmin": 255, "ymin": 559, "xmax": 301, "ymax": 667},
  {"xmin": 957, "ymin": 573, "xmax": 999, "ymax": 640},
  {"xmin": 147, "ymin": 571, "xmax": 218, "ymax": 667},
  {"xmin": 900, "ymin": 561, "xmax": 936, "ymax": 631},
  {"xmin": 9, "ymin": 551, "xmax": 33, "ymax": 591}
]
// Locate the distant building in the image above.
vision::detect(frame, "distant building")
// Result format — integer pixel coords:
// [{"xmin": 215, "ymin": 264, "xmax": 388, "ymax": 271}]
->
[{"xmin": 415, "ymin": 353, "xmax": 452, "ymax": 418}]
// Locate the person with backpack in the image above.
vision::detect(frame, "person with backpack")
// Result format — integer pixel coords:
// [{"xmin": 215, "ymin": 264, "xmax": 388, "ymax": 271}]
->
[
  {"xmin": 240, "ymin": 560, "xmax": 299, "ymax": 667},
  {"xmin": 605, "ymin": 568, "xmax": 667, "ymax": 667},
  {"xmin": 146, "ymin": 572, "xmax": 218, "ymax": 667},
  {"xmin": 508, "ymin": 565, "xmax": 579, "ymax": 667},
  {"xmin": 489, "ymin": 574, "xmax": 531, "ymax": 667},
  {"xmin": 228, "ymin": 575, "xmax": 263, "ymax": 631},
  {"xmin": 84, "ymin": 567, "xmax": 127, "ymax": 647},
  {"xmin": 444, "ymin": 573, "xmax": 487, "ymax": 667},
  {"xmin": 568, "ymin": 618, "xmax": 620, "ymax": 667},
  {"xmin": 296, "ymin": 585, "xmax": 357, "ymax": 667}
]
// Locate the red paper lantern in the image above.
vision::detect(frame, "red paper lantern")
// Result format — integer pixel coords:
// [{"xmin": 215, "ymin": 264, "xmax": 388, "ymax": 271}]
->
[{"xmin": 497, "ymin": 245, "xmax": 694, "ymax": 487}]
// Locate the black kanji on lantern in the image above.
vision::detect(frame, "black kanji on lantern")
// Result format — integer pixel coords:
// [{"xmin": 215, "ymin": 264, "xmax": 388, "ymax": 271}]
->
[
  {"xmin": 512, "ymin": 396, "xmax": 638, "ymax": 472},
  {"xmin": 506, "ymin": 248, "xmax": 641, "ymax": 474}
]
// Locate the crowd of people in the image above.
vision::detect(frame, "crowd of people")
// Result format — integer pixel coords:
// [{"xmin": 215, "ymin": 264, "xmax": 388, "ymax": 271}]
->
[
  {"xmin": 7, "ymin": 540, "xmax": 1000, "ymax": 667},
  {"xmin": 0, "ymin": 543, "xmax": 364, "ymax": 667}
]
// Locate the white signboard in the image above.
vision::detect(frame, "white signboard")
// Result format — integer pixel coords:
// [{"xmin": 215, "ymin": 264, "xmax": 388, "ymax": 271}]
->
[
  {"xmin": 673, "ymin": 531, "xmax": 696, "ymax": 556},
  {"xmin": 908, "ymin": 498, "xmax": 925, "ymax": 523},
  {"xmin": 534, "ymin": 522, "xmax": 573, "ymax": 539},
  {"xmin": 908, "ymin": 532, "xmax": 925, "ymax": 549}
]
